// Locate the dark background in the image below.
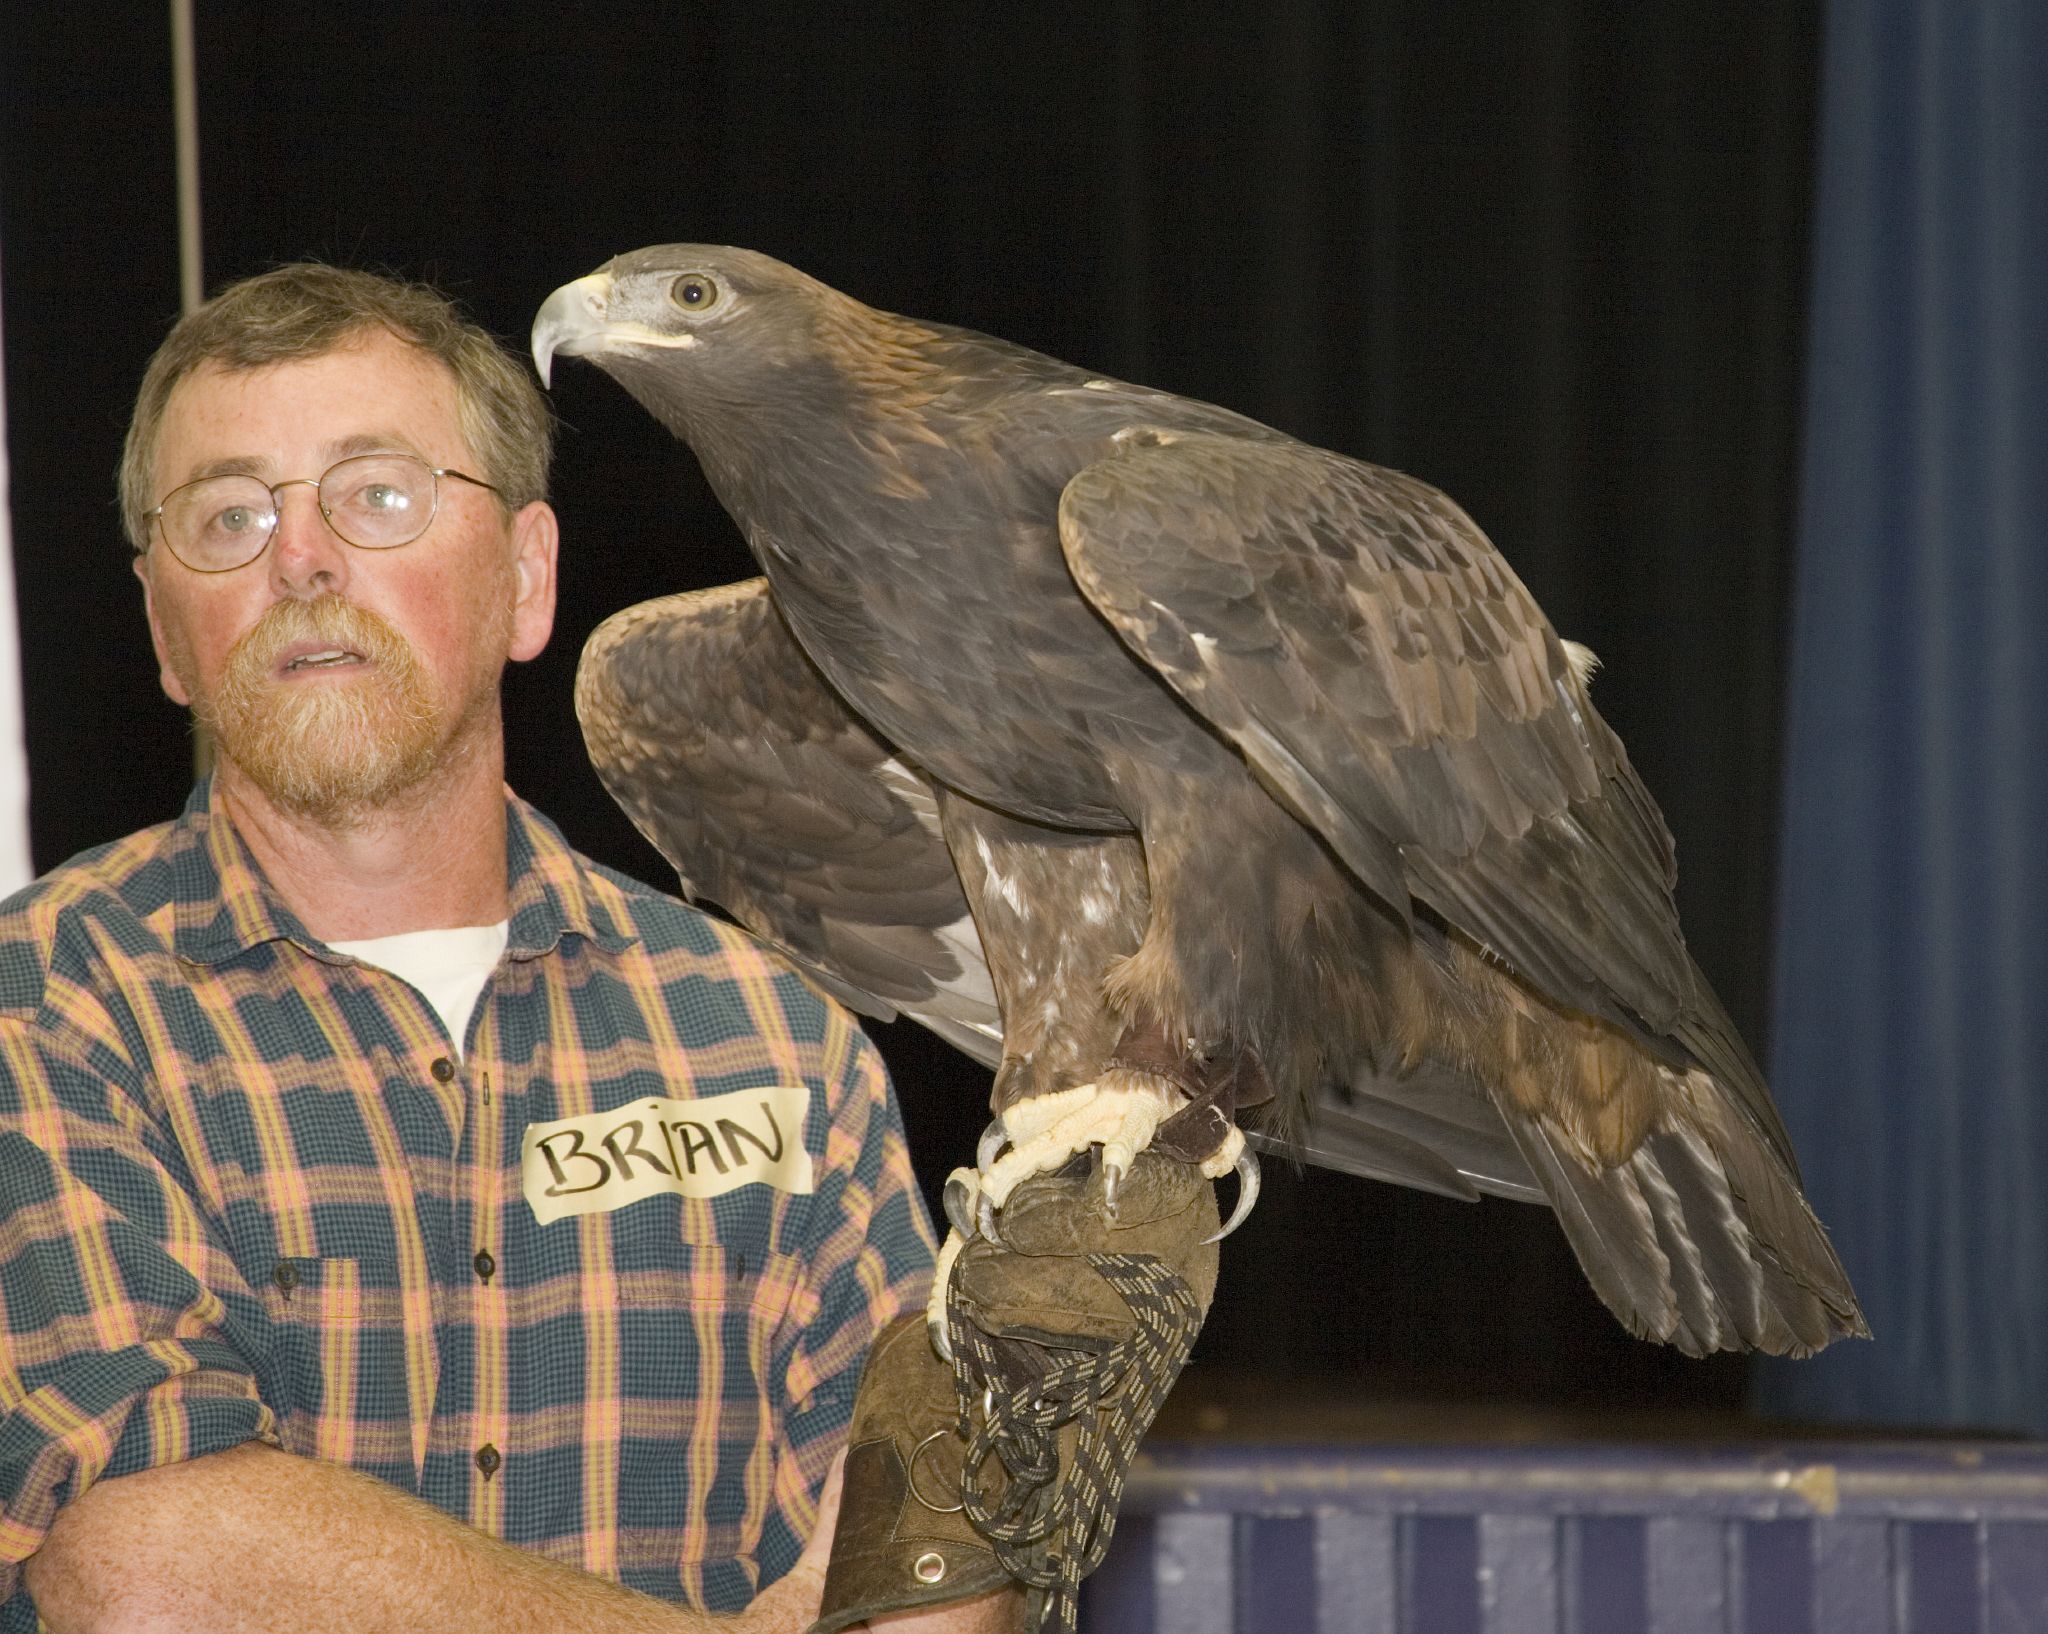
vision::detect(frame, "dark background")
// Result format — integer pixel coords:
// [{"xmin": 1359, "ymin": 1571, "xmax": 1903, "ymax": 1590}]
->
[{"xmin": 1, "ymin": 2, "xmax": 1819, "ymax": 1414}]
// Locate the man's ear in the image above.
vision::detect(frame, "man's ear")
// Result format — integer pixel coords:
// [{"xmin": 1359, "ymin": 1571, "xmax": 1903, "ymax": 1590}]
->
[
  {"xmin": 133, "ymin": 555, "xmax": 192, "ymax": 707},
  {"xmin": 506, "ymin": 501, "xmax": 559, "ymax": 664}
]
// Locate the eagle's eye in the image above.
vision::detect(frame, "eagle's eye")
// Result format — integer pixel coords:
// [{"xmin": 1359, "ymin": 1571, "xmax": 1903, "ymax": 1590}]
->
[{"xmin": 670, "ymin": 274, "xmax": 720, "ymax": 313}]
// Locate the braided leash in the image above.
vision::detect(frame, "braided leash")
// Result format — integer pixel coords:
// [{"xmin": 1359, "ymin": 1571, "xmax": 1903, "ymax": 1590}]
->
[{"xmin": 947, "ymin": 1251, "xmax": 1203, "ymax": 1634}]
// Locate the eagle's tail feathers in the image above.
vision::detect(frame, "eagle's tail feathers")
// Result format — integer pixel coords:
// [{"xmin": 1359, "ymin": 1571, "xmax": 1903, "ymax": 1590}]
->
[
  {"xmin": 1506, "ymin": 1103, "xmax": 1867, "ymax": 1358},
  {"xmin": 1511, "ymin": 1125, "xmax": 1686, "ymax": 1344}
]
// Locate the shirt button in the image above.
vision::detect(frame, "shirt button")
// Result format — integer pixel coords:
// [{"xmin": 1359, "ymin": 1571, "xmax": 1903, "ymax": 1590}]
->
[
  {"xmin": 430, "ymin": 1057, "xmax": 456, "ymax": 1083},
  {"xmin": 273, "ymin": 1262, "xmax": 299, "ymax": 1293},
  {"xmin": 475, "ymin": 1444, "xmax": 501, "ymax": 1479},
  {"xmin": 473, "ymin": 1249, "xmax": 496, "ymax": 1283}
]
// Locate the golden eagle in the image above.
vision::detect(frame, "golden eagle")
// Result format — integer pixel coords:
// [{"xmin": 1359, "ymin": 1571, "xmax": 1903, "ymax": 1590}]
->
[{"xmin": 533, "ymin": 245, "xmax": 1863, "ymax": 1362}]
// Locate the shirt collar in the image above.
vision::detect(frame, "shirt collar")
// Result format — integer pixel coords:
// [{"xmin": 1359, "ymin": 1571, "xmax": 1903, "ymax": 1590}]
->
[
  {"xmin": 502, "ymin": 794, "xmax": 636, "ymax": 959},
  {"xmin": 167, "ymin": 779, "xmax": 636, "ymax": 966}
]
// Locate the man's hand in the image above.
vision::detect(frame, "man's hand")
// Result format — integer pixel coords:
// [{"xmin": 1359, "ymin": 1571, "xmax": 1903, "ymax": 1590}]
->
[
  {"xmin": 738, "ymin": 1451, "xmax": 844, "ymax": 1630},
  {"xmin": 764, "ymin": 1444, "xmax": 1019, "ymax": 1634},
  {"xmin": 760, "ymin": 1452, "xmax": 1021, "ymax": 1634}
]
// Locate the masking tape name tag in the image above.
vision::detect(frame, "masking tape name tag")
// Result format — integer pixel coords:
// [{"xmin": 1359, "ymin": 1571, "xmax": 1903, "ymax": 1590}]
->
[{"xmin": 522, "ymin": 1085, "xmax": 814, "ymax": 1224}]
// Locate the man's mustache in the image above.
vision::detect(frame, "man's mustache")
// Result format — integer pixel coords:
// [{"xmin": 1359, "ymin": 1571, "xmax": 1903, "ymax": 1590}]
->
[{"xmin": 224, "ymin": 595, "xmax": 417, "ymax": 680}]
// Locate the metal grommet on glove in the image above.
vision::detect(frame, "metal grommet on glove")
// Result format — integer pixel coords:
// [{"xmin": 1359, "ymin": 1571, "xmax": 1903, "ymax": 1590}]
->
[{"xmin": 913, "ymin": 1551, "xmax": 948, "ymax": 1584}]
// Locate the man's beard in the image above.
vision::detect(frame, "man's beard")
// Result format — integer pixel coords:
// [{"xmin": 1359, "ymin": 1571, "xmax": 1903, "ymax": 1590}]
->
[{"xmin": 190, "ymin": 595, "xmax": 495, "ymax": 826}]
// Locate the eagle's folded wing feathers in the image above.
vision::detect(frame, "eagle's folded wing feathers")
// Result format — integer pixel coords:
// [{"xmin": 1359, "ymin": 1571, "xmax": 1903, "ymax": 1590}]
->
[{"xmin": 576, "ymin": 576, "xmax": 1002, "ymax": 1062}]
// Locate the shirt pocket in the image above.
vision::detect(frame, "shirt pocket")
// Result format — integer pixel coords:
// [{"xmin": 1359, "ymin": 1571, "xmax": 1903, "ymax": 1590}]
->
[{"xmin": 257, "ymin": 1253, "xmax": 417, "ymax": 1475}]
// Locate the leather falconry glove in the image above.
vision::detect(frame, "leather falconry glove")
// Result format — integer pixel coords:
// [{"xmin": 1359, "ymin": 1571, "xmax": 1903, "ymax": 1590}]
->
[{"xmin": 810, "ymin": 1150, "xmax": 1219, "ymax": 1634}]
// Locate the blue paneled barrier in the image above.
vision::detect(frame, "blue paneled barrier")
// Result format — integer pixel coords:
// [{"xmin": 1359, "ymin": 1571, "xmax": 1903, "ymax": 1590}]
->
[{"xmin": 1078, "ymin": 1441, "xmax": 2048, "ymax": 1632}]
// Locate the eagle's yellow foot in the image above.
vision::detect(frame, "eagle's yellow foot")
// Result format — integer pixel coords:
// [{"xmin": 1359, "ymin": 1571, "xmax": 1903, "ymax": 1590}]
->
[
  {"xmin": 983, "ymin": 1072, "xmax": 1181, "ymax": 1216},
  {"xmin": 1199, "ymin": 1123, "xmax": 1246, "ymax": 1179},
  {"xmin": 925, "ymin": 1225, "xmax": 971, "ymax": 1361}
]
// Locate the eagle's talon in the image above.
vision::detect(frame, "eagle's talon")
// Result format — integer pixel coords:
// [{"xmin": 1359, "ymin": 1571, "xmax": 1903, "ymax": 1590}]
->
[
  {"xmin": 926, "ymin": 1227, "xmax": 969, "ymax": 1361},
  {"xmin": 943, "ymin": 1167, "xmax": 981, "ymax": 1240},
  {"xmin": 1101, "ymin": 1132, "xmax": 1139, "ymax": 1176},
  {"xmin": 1205, "ymin": 1146, "xmax": 1262, "ymax": 1244},
  {"xmin": 978, "ymin": 1075, "xmax": 1179, "ymax": 1213},
  {"xmin": 1102, "ymin": 1157, "xmax": 1126, "ymax": 1219},
  {"xmin": 977, "ymin": 1117, "xmax": 1009, "ymax": 1172}
]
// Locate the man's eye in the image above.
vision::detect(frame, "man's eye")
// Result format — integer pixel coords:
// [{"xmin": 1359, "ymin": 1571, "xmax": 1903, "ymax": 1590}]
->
[
  {"xmin": 338, "ymin": 482, "xmax": 414, "ymax": 516},
  {"xmin": 211, "ymin": 505, "xmax": 261, "ymax": 536}
]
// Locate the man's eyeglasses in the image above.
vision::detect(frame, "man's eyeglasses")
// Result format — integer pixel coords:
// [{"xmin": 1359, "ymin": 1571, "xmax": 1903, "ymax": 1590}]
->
[{"xmin": 143, "ymin": 452, "xmax": 501, "ymax": 574}]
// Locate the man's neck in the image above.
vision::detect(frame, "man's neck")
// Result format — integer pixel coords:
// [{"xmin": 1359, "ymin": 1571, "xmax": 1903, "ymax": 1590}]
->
[{"xmin": 213, "ymin": 745, "xmax": 513, "ymax": 942}]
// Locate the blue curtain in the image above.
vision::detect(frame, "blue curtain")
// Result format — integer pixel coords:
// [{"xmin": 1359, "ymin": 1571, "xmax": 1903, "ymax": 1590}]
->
[{"xmin": 1760, "ymin": 0, "xmax": 2047, "ymax": 1433}]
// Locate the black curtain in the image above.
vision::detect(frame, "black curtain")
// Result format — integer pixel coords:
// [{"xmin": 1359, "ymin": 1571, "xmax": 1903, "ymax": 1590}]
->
[{"xmin": 1, "ymin": 2, "xmax": 1819, "ymax": 1410}]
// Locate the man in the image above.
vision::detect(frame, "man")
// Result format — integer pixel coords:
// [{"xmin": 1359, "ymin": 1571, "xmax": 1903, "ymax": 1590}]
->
[{"xmin": 0, "ymin": 264, "xmax": 1011, "ymax": 1632}]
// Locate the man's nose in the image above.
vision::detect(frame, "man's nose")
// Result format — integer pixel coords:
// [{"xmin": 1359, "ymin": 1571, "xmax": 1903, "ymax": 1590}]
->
[{"xmin": 267, "ymin": 479, "xmax": 351, "ymax": 595}]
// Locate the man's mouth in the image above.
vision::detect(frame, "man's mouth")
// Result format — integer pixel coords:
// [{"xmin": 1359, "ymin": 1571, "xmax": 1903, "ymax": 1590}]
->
[{"xmin": 280, "ymin": 645, "xmax": 368, "ymax": 673}]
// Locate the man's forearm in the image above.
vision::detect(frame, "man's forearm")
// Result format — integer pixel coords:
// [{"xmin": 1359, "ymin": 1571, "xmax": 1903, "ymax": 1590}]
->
[{"xmin": 25, "ymin": 1441, "xmax": 825, "ymax": 1634}]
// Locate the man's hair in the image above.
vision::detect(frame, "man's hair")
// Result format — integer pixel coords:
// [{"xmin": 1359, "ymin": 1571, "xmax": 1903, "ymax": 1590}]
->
[{"xmin": 120, "ymin": 262, "xmax": 553, "ymax": 551}]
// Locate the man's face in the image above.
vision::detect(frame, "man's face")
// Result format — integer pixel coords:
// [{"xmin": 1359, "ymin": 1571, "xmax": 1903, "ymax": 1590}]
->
[{"xmin": 137, "ymin": 330, "xmax": 556, "ymax": 825}]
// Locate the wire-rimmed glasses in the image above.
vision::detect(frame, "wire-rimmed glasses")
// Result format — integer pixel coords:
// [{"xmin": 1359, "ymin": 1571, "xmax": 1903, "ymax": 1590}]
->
[{"xmin": 143, "ymin": 452, "xmax": 501, "ymax": 573}]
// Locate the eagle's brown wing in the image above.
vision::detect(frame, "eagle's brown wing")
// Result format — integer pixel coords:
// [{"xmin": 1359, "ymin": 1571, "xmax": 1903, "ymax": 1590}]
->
[
  {"xmin": 576, "ymin": 577, "xmax": 1003, "ymax": 1065},
  {"xmin": 1061, "ymin": 431, "xmax": 1692, "ymax": 1043},
  {"xmin": 1061, "ymin": 432, "xmax": 1862, "ymax": 1354}
]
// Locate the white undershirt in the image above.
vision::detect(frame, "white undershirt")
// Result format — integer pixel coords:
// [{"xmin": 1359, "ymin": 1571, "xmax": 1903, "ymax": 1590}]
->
[{"xmin": 327, "ymin": 922, "xmax": 511, "ymax": 1058}]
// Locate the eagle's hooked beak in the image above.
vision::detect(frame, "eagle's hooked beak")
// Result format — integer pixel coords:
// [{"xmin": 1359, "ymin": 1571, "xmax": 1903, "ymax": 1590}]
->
[{"xmin": 530, "ymin": 272, "xmax": 615, "ymax": 388}]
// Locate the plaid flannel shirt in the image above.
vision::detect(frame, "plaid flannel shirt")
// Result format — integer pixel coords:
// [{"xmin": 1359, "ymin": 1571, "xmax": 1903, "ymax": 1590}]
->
[{"xmin": 0, "ymin": 781, "xmax": 936, "ymax": 1624}]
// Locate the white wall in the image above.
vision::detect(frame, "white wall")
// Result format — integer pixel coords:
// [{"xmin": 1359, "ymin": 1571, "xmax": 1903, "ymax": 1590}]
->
[{"xmin": 0, "ymin": 252, "xmax": 35, "ymax": 894}]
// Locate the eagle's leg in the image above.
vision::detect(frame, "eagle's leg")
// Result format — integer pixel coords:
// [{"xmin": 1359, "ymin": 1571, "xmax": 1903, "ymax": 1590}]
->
[
  {"xmin": 962, "ymin": 757, "xmax": 1318, "ymax": 1212},
  {"xmin": 932, "ymin": 794, "xmax": 1240, "ymax": 1194},
  {"xmin": 929, "ymin": 796, "xmax": 1154, "ymax": 1339},
  {"xmin": 930, "ymin": 795, "xmax": 1260, "ymax": 1301},
  {"xmin": 937, "ymin": 794, "xmax": 1152, "ymax": 1112},
  {"xmin": 939, "ymin": 756, "xmax": 1350, "ymax": 1267}
]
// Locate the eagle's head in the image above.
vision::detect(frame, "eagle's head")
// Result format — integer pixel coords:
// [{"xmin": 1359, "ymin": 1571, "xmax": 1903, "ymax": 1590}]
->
[{"xmin": 532, "ymin": 245, "xmax": 913, "ymax": 450}]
